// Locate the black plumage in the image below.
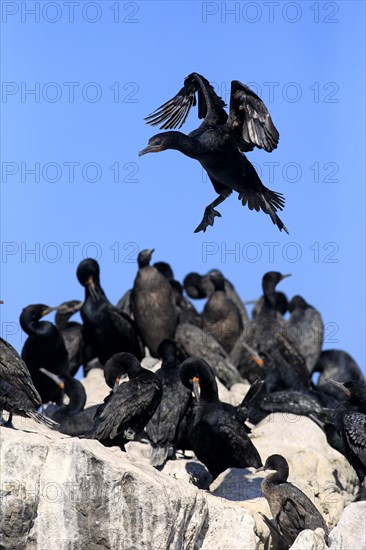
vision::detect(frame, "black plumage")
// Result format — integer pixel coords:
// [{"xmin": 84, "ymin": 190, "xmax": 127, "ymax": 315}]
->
[
  {"xmin": 139, "ymin": 73, "xmax": 288, "ymax": 234},
  {"xmin": 179, "ymin": 356, "xmax": 262, "ymax": 478},
  {"xmin": 0, "ymin": 337, "xmax": 56, "ymax": 428},
  {"xmin": 77, "ymin": 258, "xmax": 144, "ymax": 365},
  {"xmin": 145, "ymin": 340, "xmax": 191, "ymax": 467},
  {"xmin": 315, "ymin": 350, "xmax": 364, "ymax": 400},
  {"xmin": 329, "ymin": 380, "xmax": 366, "ymax": 495},
  {"xmin": 55, "ymin": 300, "xmax": 84, "ymax": 376},
  {"xmin": 287, "ymin": 296, "xmax": 323, "ymax": 374},
  {"xmin": 259, "ymin": 454, "xmax": 329, "ymax": 548},
  {"xmin": 40, "ymin": 369, "xmax": 86, "ymax": 424},
  {"xmin": 131, "ymin": 249, "xmax": 178, "ymax": 357},
  {"xmin": 202, "ymin": 270, "xmax": 244, "ymax": 354},
  {"xmin": 88, "ymin": 353, "xmax": 163, "ymax": 446},
  {"xmin": 20, "ymin": 304, "xmax": 69, "ymax": 404}
]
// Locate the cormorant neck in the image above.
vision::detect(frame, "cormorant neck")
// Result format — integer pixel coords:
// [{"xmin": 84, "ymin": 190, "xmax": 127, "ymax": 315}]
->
[
  {"xmin": 126, "ymin": 362, "xmax": 143, "ymax": 379},
  {"xmin": 20, "ymin": 315, "xmax": 56, "ymax": 338},
  {"xmin": 163, "ymin": 131, "xmax": 203, "ymax": 159},
  {"xmin": 63, "ymin": 376, "xmax": 86, "ymax": 414},
  {"xmin": 263, "ymin": 465, "xmax": 289, "ymax": 488}
]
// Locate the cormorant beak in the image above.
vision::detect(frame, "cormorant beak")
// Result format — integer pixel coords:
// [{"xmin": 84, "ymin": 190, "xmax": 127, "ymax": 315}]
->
[
  {"xmin": 40, "ymin": 306, "xmax": 58, "ymax": 317},
  {"xmin": 39, "ymin": 368, "xmax": 65, "ymax": 390},
  {"xmin": 280, "ymin": 274, "xmax": 291, "ymax": 280},
  {"xmin": 138, "ymin": 144, "xmax": 162, "ymax": 156},
  {"xmin": 252, "ymin": 355, "xmax": 264, "ymax": 367},
  {"xmin": 328, "ymin": 379, "xmax": 351, "ymax": 397},
  {"xmin": 192, "ymin": 376, "xmax": 200, "ymax": 402},
  {"xmin": 86, "ymin": 276, "xmax": 99, "ymax": 302},
  {"xmin": 113, "ymin": 377, "xmax": 121, "ymax": 390},
  {"xmin": 56, "ymin": 301, "xmax": 83, "ymax": 315},
  {"xmin": 256, "ymin": 465, "xmax": 266, "ymax": 473}
]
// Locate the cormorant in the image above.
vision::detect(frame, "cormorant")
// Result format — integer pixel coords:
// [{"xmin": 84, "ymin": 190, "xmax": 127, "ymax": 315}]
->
[
  {"xmin": 329, "ymin": 380, "xmax": 366, "ymax": 496},
  {"xmin": 0, "ymin": 337, "xmax": 57, "ymax": 428},
  {"xmin": 20, "ymin": 304, "xmax": 69, "ymax": 404},
  {"xmin": 175, "ymin": 322, "xmax": 244, "ymax": 388},
  {"xmin": 202, "ymin": 270, "xmax": 243, "ymax": 353},
  {"xmin": 77, "ymin": 258, "xmax": 144, "ymax": 364},
  {"xmin": 248, "ymin": 291, "xmax": 288, "ymax": 319},
  {"xmin": 55, "ymin": 300, "xmax": 84, "ymax": 376},
  {"xmin": 88, "ymin": 353, "xmax": 163, "ymax": 446},
  {"xmin": 139, "ymin": 73, "xmax": 288, "ymax": 234},
  {"xmin": 314, "ymin": 351, "xmax": 364, "ymax": 400},
  {"xmin": 39, "ymin": 369, "xmax": 86, "ymax": 424},
  {"xmin": 145, "ymin": 340, "xmax": 191, "ymax": 467},
  {"xmin": 258, "ymin": 454, "xmax": 329, "ymax": 548},
  {"xmin": 287, "ymin": 296, "xmax": 323, "ymax": 374},
  {"xmin": 131, "ymin": 249, "xmax": 178, "ymax": 357},
  {"xmin": 179, "ymin": 356, "xmax": 262, "ymax": 478}
]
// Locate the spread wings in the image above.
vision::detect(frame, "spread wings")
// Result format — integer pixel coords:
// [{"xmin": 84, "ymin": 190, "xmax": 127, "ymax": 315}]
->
[{"xmin": 144, "ymin": 73, "xmax": 279, "ymax": 152}]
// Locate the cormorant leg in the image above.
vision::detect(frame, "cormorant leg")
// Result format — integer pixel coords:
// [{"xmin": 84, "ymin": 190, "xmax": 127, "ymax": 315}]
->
[
  {"xmin": 4, "ymin": 412, "xmax": 15, "ymax": 429},
  {"xmin": 194, "ymin": 193, "xmax": 230, "ymax": 233}
]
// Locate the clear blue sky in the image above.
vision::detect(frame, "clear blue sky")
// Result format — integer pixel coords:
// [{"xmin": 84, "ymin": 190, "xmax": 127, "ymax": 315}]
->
[{"xmin": 1, "ymin": 1, "xmax": 365, "ymax": 373}]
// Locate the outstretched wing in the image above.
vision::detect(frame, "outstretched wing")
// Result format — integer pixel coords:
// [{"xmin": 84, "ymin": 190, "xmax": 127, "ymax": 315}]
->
[
  {"xmin": 144, "ymin": 72, "xmax": 227, "ymax": 130},
  {"xmin": 227, "ymin": 80, "xmax": 279, "ymax": 152}
]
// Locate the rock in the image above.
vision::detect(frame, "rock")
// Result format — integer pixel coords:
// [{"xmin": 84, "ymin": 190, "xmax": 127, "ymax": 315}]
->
[
  {"xmin": 328, "ymin": 501, "xmax": 366, "ymax": 549},
  {"xmin": 290, "ymin": 528, "xmax": 329, "ymax": 549},
  {"xmin": 228, "ymin": 382, "xmax": 251, "ymax": 406},
  {"xmin": 175, "ymin": 323, "xmax": 244, "ymax": 388},
  {"xmin": 81, "ymin": 368, "xmax": 109, "ymax": 407},
  {"xmin": 0, "ymin": 424, "xmax": 257, "ymax": 550}
]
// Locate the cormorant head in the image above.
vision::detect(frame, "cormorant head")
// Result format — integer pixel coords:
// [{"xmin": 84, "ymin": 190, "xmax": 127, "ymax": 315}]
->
[
  {"xmin": 257, "ymin": 454, "xmax": 289, "ymax": 479},
  {"xmin": 39, "ymin": 368, "xmax": 65, "ymax": 390},
  {"xmin": 262, "ymin": 272, "xmax": 291, "ymax": 295},
  {"xmin": 104, "ymin": 352, "xmax": 142, "ymax": 389},
  {"xmin": 55, "ymin": 300, "xmax": 83, "ymax": 326},
  {"xmin": 138, "ymin": 248, "xmax": 155, "ymax": 268},
  {"xmin": 288, "ymin": 295, "xmax": 308, "ymax": 312},
  {"xmin": 179, "ymin": 356, "xmax": 218, "ymax": 402},
  {"xmin": 76, "ymin": 258, "xmax": 101, "ymax": 301},
  {"xmin": 20, "ymin": 303, "xmax": 57, "ymax": 331},
  {"xmin": 208, "ymin": 269, "xmax": 225, "ymax": 292},
  {"xmin": 153, "ymin": 261, "xmax": 174, "ymax": 281},
  {"xmin": 328, "ymin": 379, "xmax": 366, "ymax": 404},
  {"xmin": 183, "ymin": 272, "xmax": 207, "ymax": 299},
  {"xmin": 158, "ymin": 339, "xmax": 181, "ymax": 364},
  {"xmin": 139, "ymin": 134, "xmax": 171, "ymax": 156}
]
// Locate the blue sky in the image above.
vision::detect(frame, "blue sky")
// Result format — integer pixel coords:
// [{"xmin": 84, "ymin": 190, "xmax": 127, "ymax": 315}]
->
[{"xmin": 1, "ymin": 1, "xmax": 365, "ymax": 373}]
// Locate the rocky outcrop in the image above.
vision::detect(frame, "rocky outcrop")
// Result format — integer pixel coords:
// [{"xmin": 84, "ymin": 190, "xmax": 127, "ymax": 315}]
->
[{"xmin": 0, "ymin": 382, "xmax": 361, "ymax": 550}]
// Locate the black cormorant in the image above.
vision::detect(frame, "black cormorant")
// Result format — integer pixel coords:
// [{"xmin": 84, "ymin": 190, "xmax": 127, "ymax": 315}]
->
[
  {"xmin": 145, "ymin": 340, "xmax": 191, "ymax": 467},
  {"xmin": 131, "ymin": 249, "xmax": 178, "ymax": 357},
  {"xmin": 88, "ymin": 353, "xmax": 163, "ymax": 446},
  {"xmin": 315, "ymin": 351, "xmax": 364, "ymax": 400},
  {"xmin": 77, "ymin": 258, "xmax": 144, "ymax": 364},
  {"xmin": 329, "ymin": 380, "xmax": 366, "ymax": 496},
  {"xmin": 287, "ymin": 296, "xmax": 323, "ymax": 374},
  {"xmin": 40, "ymin": 369, "xmax": 86, "ymax": 424},
  {"xmin": 55, "ymin": 300, "xmax": 84, "ymax": 376},
  {"xmin": 20, "ymin": 304, "xmax": 69, "ymax": 404},
  {"xmin": 139, "ymin": 72, "xmax": 288, "ymax": 234},
  {"xmin": 179, "ymin": 356, "xmax": 262, "ymax": 478},
  {"xmin": 0, "ymin": 337, "xmax": 57, "ymax": 428},
  {"xmin": 202, "ymin": 270, "xmax": 243, "ymax": 353},
  {"xmin": 258, "ymin": 454, "xmax": 329, "ymax": 548}
]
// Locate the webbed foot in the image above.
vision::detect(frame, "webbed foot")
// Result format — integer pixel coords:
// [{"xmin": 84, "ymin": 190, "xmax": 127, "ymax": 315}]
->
[{"xmin": 194, "ymin": 206, "xmax": 222, "ymax": 233}]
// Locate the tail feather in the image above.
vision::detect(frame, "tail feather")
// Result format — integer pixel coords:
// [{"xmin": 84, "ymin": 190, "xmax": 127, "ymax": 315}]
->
[
  {"xmin": 240, "ymin": 187, "xmax": 289, "ymax": 234},
  {"xmin": 28, "ymin": 411, "xmax": 60, "ymax": 429}
]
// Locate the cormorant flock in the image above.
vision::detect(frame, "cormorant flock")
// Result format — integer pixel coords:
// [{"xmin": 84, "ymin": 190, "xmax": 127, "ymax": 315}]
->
[{"xmin": 1, "ymin": 74, "xmax": 364, "ymax": 548}]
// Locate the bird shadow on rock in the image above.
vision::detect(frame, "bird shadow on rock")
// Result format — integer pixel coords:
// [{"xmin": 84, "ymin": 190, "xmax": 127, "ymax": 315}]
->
[
  {"xmin": 210, "ymin": 468, "xmax": 264, "ymax": 503},
  {"xmin": 185, "ymin": 462, "xmax": 213, "ymax": 490}
]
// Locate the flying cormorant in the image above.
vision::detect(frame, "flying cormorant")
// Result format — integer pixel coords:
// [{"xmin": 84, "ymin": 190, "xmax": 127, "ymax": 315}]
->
[{"xmin": 139, "ymin": 73, "xmax": 288, "ymax": 234}]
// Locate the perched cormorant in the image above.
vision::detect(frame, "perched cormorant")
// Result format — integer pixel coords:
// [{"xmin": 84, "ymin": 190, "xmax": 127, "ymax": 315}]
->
[
  {"xmin": 0, "ymin": 337, "xmax": 57, "ymax": 428},
  {"xmin": 202, "ymin": 270, "xmax": 243, "ymax": 354},
  {"xmin": 145, "ymin": 340, "xmax": 191, "ymax": 467},
  {"xmin": 175, "ymin": 322, "xmax": 244, "ymax": 388},
  {"xmin": 258, "ymin": 454, "xmax": 329, "ymax": 548},
  {"xmin": 249, "ymin": 291, "xmax": 288, "ymax": 320},
  {"xmin": 287, "ymin": 296, "xmax": 323, "ymax": 374},
  {"xmin": 139, "ymin": 73, "xmax": 288, "ymax": 234},
  {"xmin": 315, "ymin": 351, "xmax": 364, "ymax": 400},
  {"xmin": 329, "ymin": 380, "xmax": 366, "ymax": 496},
  {"xmin": 40, "ymin": 369, "xmax": 86, "ymax": 424},
  {"xmin": 179, "ymin": 356, "xmax": 262, "ymax": 478},
  {"xmin": 21, "ymin": 304, "xmax": 69, "ymax": 404},
  {"xmin": 131, "ymin": 249, "xmax": 178, "ymax": 357},
  {"xmin": 55, "ymin": 300, "xmax": 84, "ymax": 376},
  {"xmin": 88, "ymin": 353, "xmax": 163, "ymax": 446},
  {"xmin": 183, "ymin": 272, "xmax": 208, "ymax": 299},
  {"xmin": 77, "ymin": 258, "xmax": 144, "ymax": 365}
]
